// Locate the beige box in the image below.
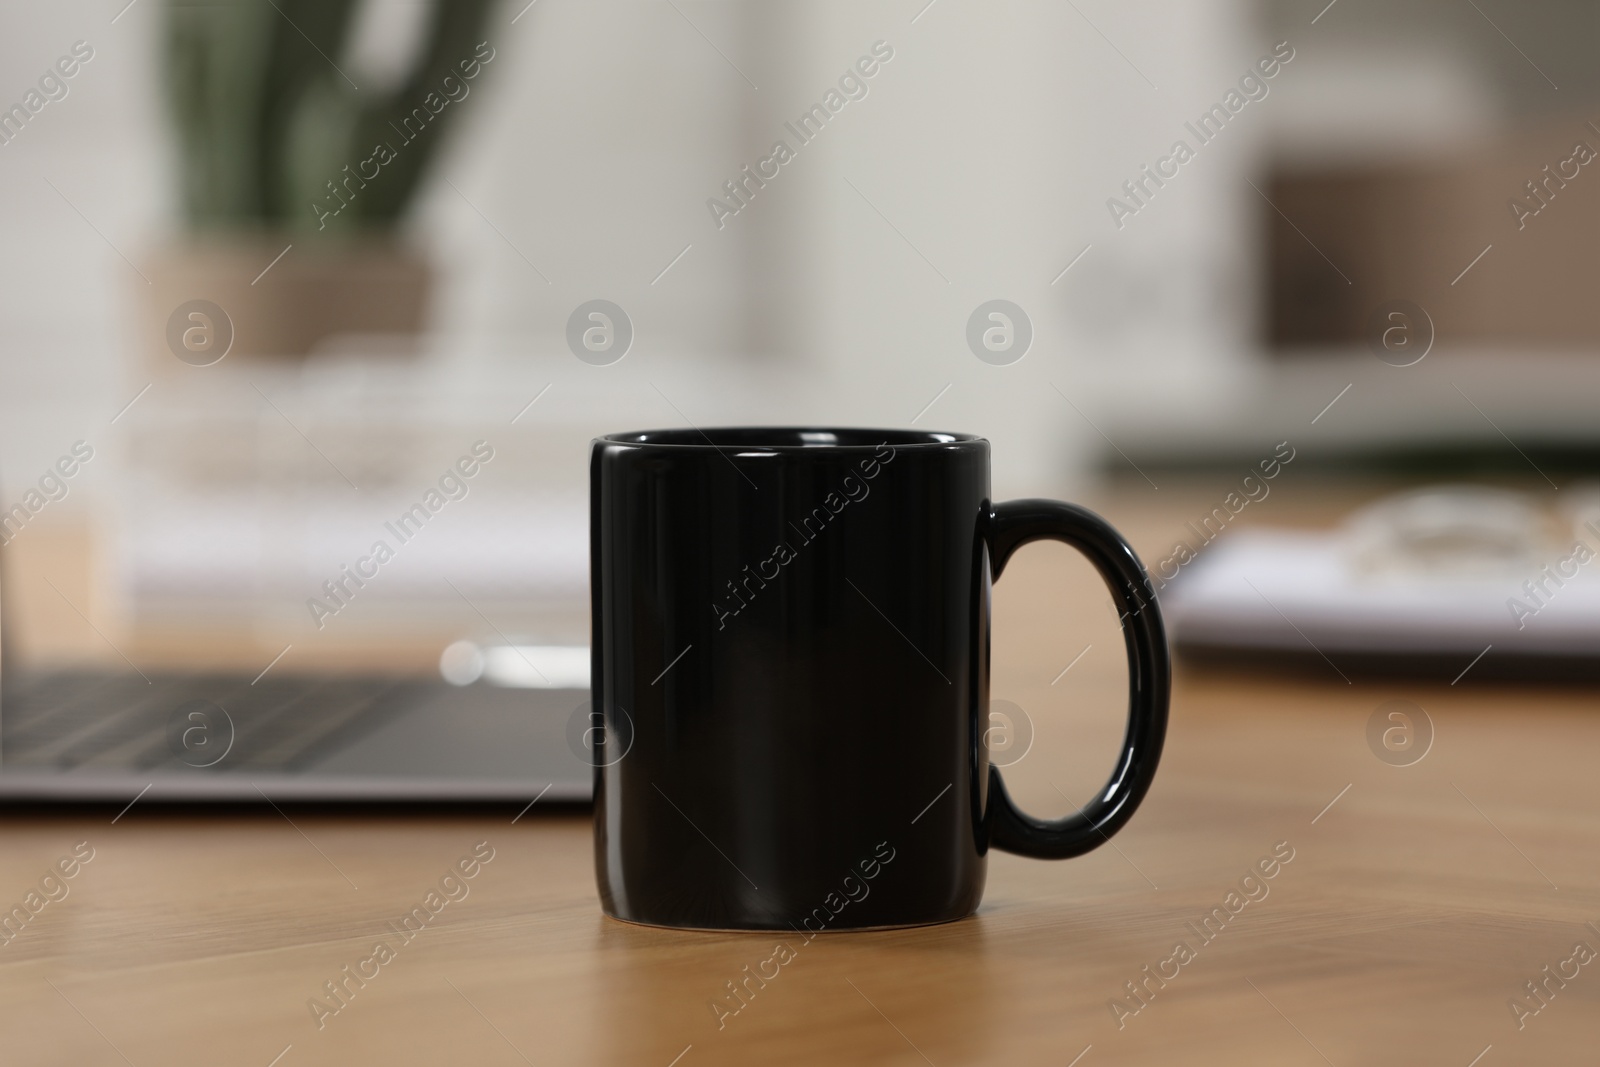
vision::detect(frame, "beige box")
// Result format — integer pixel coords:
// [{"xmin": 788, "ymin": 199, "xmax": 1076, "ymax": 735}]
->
[{"xmin": 1267, "ymin": 114, "xmax": 1600, "ymax": 350}]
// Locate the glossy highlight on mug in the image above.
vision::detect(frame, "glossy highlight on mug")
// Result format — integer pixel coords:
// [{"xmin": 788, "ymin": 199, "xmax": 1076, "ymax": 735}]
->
[{"xmin": 712, "ymin": 440, "xmax": 897, "ymax": 629}]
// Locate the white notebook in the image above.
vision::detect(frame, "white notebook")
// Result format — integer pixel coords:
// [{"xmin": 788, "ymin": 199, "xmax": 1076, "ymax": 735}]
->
[{"xmin": 1165, "ymin": 526, "xmax": 1600, "ymax": 663}]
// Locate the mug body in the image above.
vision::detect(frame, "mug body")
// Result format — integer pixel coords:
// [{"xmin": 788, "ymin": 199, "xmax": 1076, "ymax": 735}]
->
[{"xmin": 591, "ymin": 428, "xmax": 992, "ymax": 930}]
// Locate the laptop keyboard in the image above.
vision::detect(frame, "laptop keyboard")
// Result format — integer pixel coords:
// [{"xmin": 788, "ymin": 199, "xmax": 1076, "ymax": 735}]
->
[{"xmin": 2, "ymin": 671, "xmax": 411, "ymax": 773}]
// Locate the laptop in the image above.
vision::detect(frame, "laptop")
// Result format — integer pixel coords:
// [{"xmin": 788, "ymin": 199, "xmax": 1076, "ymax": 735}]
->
[{"xmin": 0, "ymin": 611, "xmax": 596, "ymax": 803}]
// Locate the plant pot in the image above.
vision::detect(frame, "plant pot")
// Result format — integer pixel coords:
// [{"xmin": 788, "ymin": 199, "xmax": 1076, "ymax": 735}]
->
[{"xmin": 140, "ymin": 237, "xmax": 431, "ymax": 370}]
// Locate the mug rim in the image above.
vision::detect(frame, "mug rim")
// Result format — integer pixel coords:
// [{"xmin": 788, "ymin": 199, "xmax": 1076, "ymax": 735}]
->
[{"xmin": 596, "ymin": 426, "xmax": 985, "ymax": 451}]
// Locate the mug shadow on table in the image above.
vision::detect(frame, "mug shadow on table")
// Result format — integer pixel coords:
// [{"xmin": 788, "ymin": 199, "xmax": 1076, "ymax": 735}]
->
[{"xmin": 590, "ymin": 911, "xmax": 1008, "ymax": 1063}]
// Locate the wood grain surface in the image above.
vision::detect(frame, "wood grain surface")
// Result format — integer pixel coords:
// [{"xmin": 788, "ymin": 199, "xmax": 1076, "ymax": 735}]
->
[{"xmin": 2, "ymin": 482, "xmax": 1597, "ymax": 1065}]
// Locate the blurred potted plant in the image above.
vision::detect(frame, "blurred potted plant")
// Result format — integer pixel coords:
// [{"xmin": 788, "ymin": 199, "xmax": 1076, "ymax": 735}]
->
[{"xmin": 147, "ymin": 0, "xmax": 495, "ymax": 361}]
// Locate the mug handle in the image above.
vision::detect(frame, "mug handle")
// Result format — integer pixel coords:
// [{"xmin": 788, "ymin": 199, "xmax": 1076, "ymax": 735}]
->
[{"xmin": 984, "ymin": 499, "xmax": 1171, "ymax": 859}]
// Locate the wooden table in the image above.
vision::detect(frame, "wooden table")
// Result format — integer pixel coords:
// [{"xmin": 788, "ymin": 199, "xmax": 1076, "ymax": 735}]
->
[{"xmin": 2, "ymin": 482, "xmax": 1598, "ymax": 1065}]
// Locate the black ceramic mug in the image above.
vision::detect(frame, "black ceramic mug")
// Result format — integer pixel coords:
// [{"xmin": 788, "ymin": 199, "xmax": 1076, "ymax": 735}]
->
[{"xmin": 590, "ymin": 428, "xmax": 1168, "ymax": 931}]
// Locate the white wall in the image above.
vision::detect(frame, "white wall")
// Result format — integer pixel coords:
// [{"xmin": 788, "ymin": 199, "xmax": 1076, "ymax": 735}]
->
[
  {"xmin": 420, "ymin": 0, "xmax": 1268, "ymax": 496},
  {"xmin": 0, "ymin": 0, "xmax": 1269, "ymax": 512}
]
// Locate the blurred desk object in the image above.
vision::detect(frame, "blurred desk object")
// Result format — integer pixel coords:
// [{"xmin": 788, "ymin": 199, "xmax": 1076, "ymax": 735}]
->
[
  {"xmin": 1267, "ymin": 113, "xmax": 1600, "ymax": 350},
  {"xmin": 1166, "ymin": 484, "xmax": 1600, "ymax": 679},
  {"xmin": 2, "ymin": 483, "xmax": 1598, "ymax": 1065}
]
